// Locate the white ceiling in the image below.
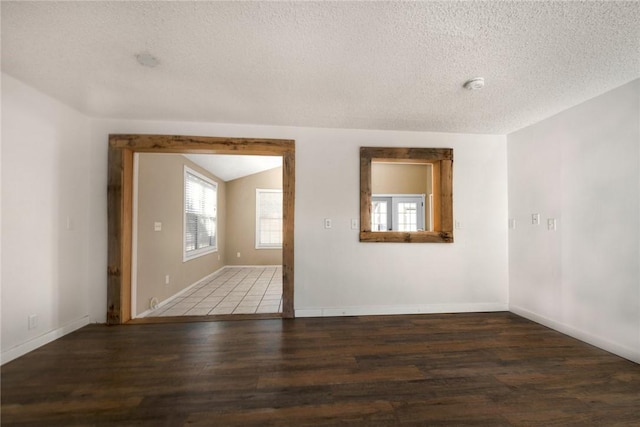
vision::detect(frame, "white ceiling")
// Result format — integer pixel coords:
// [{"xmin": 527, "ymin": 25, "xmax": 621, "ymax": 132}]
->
[
  {"xmin": 2, "ymin": 1, "xmax": 639, "ymax": 134},
  {"xmin": 184, "ymin": 154, "xmax": 282, "ymax": 182}
]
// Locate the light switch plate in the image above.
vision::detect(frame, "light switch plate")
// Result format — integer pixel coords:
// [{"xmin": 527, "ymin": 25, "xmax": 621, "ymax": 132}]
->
[{"xmin": 532, "ymin": 213, "xmax": 540, "ymax": 225}]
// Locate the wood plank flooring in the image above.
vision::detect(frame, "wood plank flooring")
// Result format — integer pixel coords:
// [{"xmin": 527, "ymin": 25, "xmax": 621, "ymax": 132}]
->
[{"xmin": 2, "ymin": 312, "xmax": 640, "ymax": 426}]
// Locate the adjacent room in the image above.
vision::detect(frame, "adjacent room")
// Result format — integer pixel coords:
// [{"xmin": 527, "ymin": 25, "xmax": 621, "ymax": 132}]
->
[
  {"xmin": 1, "ymin": 1, "xmax": 639, "ymax": 425},
  {"xmin": 133, "ymin": 153, "xmax": 284, "ymax": 318}
]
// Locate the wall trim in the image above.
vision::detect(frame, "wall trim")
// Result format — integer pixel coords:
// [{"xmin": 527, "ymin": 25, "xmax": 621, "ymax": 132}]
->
[
  {"xmin": 1, "ymin": 315, "xmax": 90, "ymax": 365},
  {"xmin": 136, "ymin": 267, "xmax": 226, "ymax": 318},
  {"xmin": 131, "ymin": 152, "xmax": 140, "ymax": 317},
  {"xmin": 108, "ymin": 134, "xmax": 296, "ymax": 322},
  {"xmin": 224, "ymin": 265, "xmax": 282, "ymax": 268},
  {"xmin": 510, "ymin": 305, "xmax": 640, "ymax": 364},
  {"xmin": 296, "ymin": 303, "xmax": 507, "ymax": 318}
]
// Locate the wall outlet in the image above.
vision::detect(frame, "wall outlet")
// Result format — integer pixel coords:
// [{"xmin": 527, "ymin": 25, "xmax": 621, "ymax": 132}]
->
[
  {"xmin": 237, "ymin": 252, "xmax": 241, "ymax": 258},
  {"xmin": 154, "ymin": 222, "xmax": 162, "ymax": 232},
  {"xmin": 165, "ymin": 275, "xmax": 170, "ymax": 285},
  {"xmin": 28, "ymin": 314, "xmax": 38, "ymax": 330},
  {"xmin": 324, "ymin": 218, "xmax": 332, "ymax": 229},
  {"xmin": 547, "ymin": 218, "xmax": 557, "ymax": 231},
  {"xmin": 455, "ymin": 220, "xmax": 463, "ymax": 229},
  {"xmin": 509, "ymin": 218, "xmax": 516, "ymax": 229}
]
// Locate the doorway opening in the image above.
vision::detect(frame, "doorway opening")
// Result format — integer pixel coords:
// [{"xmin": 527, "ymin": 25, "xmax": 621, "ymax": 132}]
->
[
  {"xmin": 107, "ymin": 134, "xmax": 295, "ymax": 324},
  {"xmin": 132, "ymin": 153, "xmax": 284, "ymax": 319}
]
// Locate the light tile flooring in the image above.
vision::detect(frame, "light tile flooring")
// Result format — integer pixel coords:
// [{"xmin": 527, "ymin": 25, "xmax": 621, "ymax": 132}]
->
[{"xmin": 145, "ymin": 266, "xmax": 282, "ymax": 317}]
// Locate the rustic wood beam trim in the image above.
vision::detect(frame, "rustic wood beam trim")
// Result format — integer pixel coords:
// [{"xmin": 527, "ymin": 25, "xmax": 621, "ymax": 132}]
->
[
  {"xmin": 360, "ymin": 149, "xmax": 373, "ymax": 234},
  {"xmin": 109, "ymin": 134, "xmax": 294, "ymax": 155},
  {"xmin": 121, "ymin": 149, "xmax": 133, "ymax": 323},
  {"xmin": 107, "ymin": 134, "xmax": 295, "ymax": 324},
  {"xmin": 359, "ymin": 231, "xmax": 454, "ymax": 243},
  {"xmin": 360, "ymin": 147, "xmax": 453, "ymax": 161},
  {"xmin": 107, "ymin": 146, "xmax": 133, "ymax": 324},
  {"xmin": 359, "ymin": 146, "xmax": 453, "ymax": 244},
  {"xmin": 282, "ymin": 150, "xmax": 295, "ymax": 318},
  {"xmin": 439, "ymin": 159, "xmax": 454, "ymax": 234}
]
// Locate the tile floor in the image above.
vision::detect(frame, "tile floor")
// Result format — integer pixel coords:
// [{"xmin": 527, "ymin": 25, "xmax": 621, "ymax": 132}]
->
[{"xmin": 146, "ymin": 266, "xmax": 282, "ymax": 317}]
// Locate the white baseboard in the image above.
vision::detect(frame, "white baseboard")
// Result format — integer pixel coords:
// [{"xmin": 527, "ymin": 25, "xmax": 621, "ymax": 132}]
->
[
  {"xmin": 296, "ymin": 303, "xmax": 508, "ymax": 318},
  {"xmin": 224, "ymin": 264, "xmax": 281, "ymax": 268},
  {"xmin": 1, "ymin": 315, "xmax": 90, "ymax": 365},
  {"xmin": 137, "ymin": 267, "xmax": 226, "ymax": 318},
  {"xmin": 509, "ymin": 305, "xmax": 640, "ymax": 364}
]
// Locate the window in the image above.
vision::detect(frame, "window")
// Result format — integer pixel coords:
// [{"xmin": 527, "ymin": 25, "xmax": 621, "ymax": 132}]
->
[
  {"xmin": 184, "ymin": 167, "xmax": 217, "ymax": 260},
  {"xmin": 372, "ymin": 194, "xmax": 425, "ymax": 232},
  {"xmin": 372, "ymin": 199, "xmax": 389, "ymax": 231},
  {"xmin": 397, "ymin": 202, "xmax": 418, "ymax": 231},
  {"xmin": 256, "ymin": 189, "xmax": 283, "ymax": 249},
  {"xmin": 360, "ymin": 147, "xmax": 453, "ymax": 243}
]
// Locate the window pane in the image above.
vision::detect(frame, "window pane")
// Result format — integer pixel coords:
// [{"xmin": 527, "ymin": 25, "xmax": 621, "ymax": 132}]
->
[
  {"xmin": 185, "ymin": 212, "xmax": 197, "ymax": 251},
  {"xmin": 397, "ymin": 202, "xmax": 417, "ymax": 232},
  {"xmin": 257, "ymin": 190, "xmax": 283, "ymax": 248},
  {"xmin": 185, "ymin": 169, "xmax": 217, "ymax": 256},
  {"xmin": 372, "ymin": 201, "xmax": 388, "ymax": 231}
]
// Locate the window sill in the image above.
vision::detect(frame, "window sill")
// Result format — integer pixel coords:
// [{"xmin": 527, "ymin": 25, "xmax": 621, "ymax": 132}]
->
[{"xmin": 183, "ymin": 247, "xmax": 218, "ymax": 262}]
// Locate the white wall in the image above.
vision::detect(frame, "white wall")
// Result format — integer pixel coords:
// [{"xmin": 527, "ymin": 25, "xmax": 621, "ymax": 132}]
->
[
  {"xmin": 1, "ymin": 75, "xmax": 509, "ymax": 362},
  {"xmin": 89, "ymin": 120, "xmax": 509, "ymax": 321},
  {"xmin": 6, "ymin": 72, "xmax": 639, "ymax": 365},
  {"xmin": 1, "ymin": 74, "xmax": 92, "ymax": 363},
  {"xmin": 508, "ymin": 78, "xmax": 640, "ymax": 363}
]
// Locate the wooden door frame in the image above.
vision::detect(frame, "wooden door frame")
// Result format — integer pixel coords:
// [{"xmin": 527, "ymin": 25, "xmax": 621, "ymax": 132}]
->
[{"xmin": 107, "ymin": 134, "xmax": 295, "ymax": 324}]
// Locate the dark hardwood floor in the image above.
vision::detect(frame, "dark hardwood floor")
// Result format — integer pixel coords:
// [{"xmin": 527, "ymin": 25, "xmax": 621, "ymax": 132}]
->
[{"xmin": 2, "ymin": 312, "xmax": 640, "ymax": 426}]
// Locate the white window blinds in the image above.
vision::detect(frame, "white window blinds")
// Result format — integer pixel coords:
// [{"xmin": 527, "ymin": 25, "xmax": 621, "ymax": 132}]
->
[
  {"xmin": 184, "ymin": 168, "xmax": 217, "ymax": 259},
  {"xmin": 256, "ymin": 189, "xmax": 283, "ymax": 249}
]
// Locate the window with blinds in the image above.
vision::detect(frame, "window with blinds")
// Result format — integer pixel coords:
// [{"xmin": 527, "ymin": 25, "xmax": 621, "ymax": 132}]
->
[
  {"xmin": 184, "ymin": 167, "xmax": 217, "ymax": 260},
  {"xmin": 256, "ymin": 189, "xmax": 283, "ymax": 249}
]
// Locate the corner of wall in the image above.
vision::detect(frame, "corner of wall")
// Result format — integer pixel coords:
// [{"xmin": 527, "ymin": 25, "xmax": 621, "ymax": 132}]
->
[{"xmin": 1, "ymin": 74, "xmax": 95, "ymax": 361}]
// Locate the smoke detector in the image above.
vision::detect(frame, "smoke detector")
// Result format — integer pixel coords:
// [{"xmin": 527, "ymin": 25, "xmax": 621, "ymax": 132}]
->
[
  {"xmin": 463, "ymin": 77, "xmax": 485, "ymax": 90},
  {"xmin": 136, "ymin": 52, "xmax": 160, "ymax": 68}
]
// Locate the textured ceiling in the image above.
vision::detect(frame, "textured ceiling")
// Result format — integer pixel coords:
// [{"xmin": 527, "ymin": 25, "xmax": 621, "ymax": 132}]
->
[{"xmin": 2, "ymin": 1, "xmax": 639, "ymax": 134}]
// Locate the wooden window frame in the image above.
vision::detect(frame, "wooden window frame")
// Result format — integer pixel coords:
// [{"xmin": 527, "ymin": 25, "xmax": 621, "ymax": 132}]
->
[
  {"xmin": 107, "ymin": 134, "xmax": 295, "ymax": 324},
  {"xmin": 360, "ymin": 147, "xmax": 453, "ymax": 243}
]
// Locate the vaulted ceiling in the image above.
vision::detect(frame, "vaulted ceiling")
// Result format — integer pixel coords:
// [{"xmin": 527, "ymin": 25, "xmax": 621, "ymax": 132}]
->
[
  {"xmin": 184, "ymin": 154, "xmax": 282, "ymax": 182},
  {"xmin": 2, "ymin": 1, "xmax": 639, "ymax": 134}
]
